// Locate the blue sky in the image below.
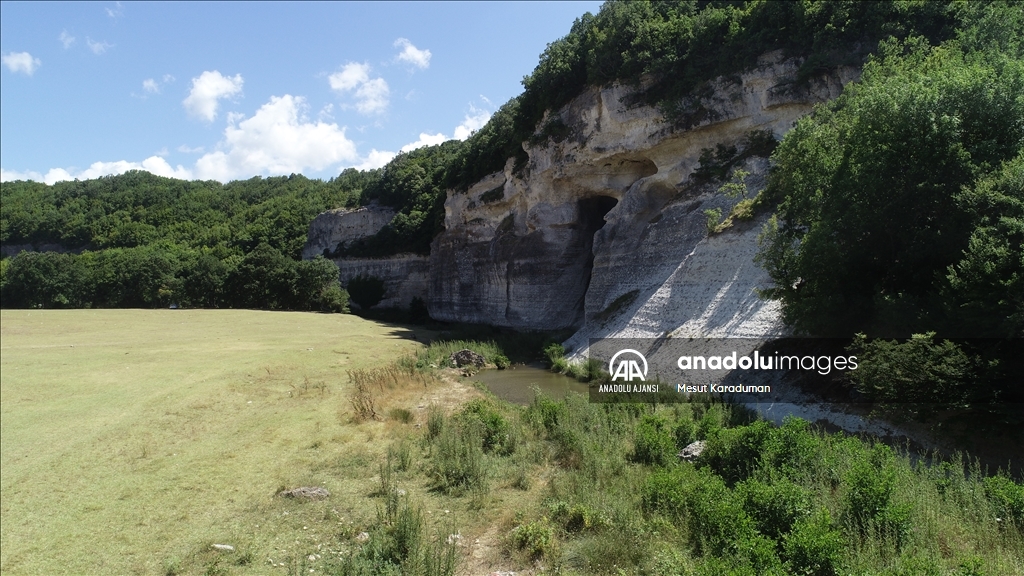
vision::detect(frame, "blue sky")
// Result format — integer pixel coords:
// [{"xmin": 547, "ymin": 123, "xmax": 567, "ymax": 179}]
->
[{"xmin": 1, "ymin": 1, "xmax": 602, "ymax": 184}]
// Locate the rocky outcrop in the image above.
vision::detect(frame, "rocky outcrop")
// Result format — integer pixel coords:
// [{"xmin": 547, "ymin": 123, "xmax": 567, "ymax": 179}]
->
[
  {"xmin": 303, "ymin": 204, "xmax": 428, "ymax": 309},
  {"xmin": 302, "ymin": 204, "xmax": 395, "ymax": 260},
  {"xmin": 428, "ymin": 52, "xmax": 859, "ymax": 337},
  {"xmin": 334, "ymin": 254, "xmax": 429, "ymax": 309}
]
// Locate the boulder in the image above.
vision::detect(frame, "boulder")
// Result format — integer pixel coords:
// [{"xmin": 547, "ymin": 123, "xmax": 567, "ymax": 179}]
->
[
  {"xmin": 677, "ymin": 440, "xmax": 706, "ymax": 462},
  {"xmin": 449, "ymin": 349, "xmax": 486, "ymax": 368},
  {"xmin": 278, "ymin": 486, "xmax": 330, "ymax": 500}
]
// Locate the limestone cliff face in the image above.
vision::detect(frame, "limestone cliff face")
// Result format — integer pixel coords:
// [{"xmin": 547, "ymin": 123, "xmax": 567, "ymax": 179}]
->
[
  {"xmin": 429, "ymin": 52, "xmax": 859, "ymax": 339},
  {"xmin": 302, "ymin": 204, "xmax": 429, "ymax": 309},
  {"xmin": 302, "ymin": 205, "xmax": 395, "ymax": 260},
  {"xmin": 334, "ymin": 255, "xmax": 429, "ymax": 309}
]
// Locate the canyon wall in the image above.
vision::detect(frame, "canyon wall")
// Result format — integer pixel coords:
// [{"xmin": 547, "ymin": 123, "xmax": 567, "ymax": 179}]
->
[
  {"xmin": 429, "ymin": 52, "xmax": 858, "ymax": 343},
  {"xmin": 307, "ymin": 52, "xmax": 859, "ymax": 344}
]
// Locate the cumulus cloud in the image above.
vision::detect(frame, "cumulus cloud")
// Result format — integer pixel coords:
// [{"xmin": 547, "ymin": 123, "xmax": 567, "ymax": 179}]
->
[
  {"xmin": 328, "ymin": 63, "xmax": 389, "ymax": 115},
  {"xmin": 59, "ymin": 30, "xmax": 76, "ymax": 49},
  {"xmin": 355, "ymin": 149, "xmax": 397, "ymax": 171},
  {"xmin": 142, "ymin": 78, "xmax": 160, "ymax": 93},
  {"xmin": 193, "ymin": 94, "xmax": 359, "ymax": 181},
  {"xmin": 453, "ymin": 107, "xmax": 491, "ymax": 140},
  {"xmin": 2, "ymin": 52, "xmax": 41, "ymax": 75},
  {"xmin": 400, "ymin": 132, "xmax": 447, "ymax": 152},
  {"xmin": 183, "ymin": 71, "xmax": 243, "ymax": 122},
  {"xmin": 394, "ymin": 38, "xmax": 431, "ymax": 69},
  {"xmin": 86, "ymin": 38, "xmax": 113, "ymax": 55},
  {"xmin": 1, "ymin": 168, "xmax": 45, "ymax": 182},
  {"xmin": 396, "ymin": 107, "xmax": 492, "ymax": 153},
  {"xmin": 177, "ymin": 144, "xmax": 204, "ymax": 154},
  {"xmin": 1, "ymin": 157, "xmax": 192, "ymax": 185}
]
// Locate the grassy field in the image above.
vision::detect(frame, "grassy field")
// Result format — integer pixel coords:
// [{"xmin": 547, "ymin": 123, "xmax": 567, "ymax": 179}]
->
[
  {"xmin": 0, "ymin": 309, "xmax": 453, "ymax": 575},
  {"xmin": 3, "ymin": 309, "xmax": 1022, "ymax": 576}
]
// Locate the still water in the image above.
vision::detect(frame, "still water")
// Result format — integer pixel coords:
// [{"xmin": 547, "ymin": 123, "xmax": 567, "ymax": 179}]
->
[{"xmin": 467, "ymin": 363, "xmax": 590, "ymax": 405}]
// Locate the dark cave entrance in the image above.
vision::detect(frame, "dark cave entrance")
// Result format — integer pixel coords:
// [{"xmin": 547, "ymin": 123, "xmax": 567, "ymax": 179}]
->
[{"xmin": 575, "ymin": 195, "xmax": 619, "ymax": 322}]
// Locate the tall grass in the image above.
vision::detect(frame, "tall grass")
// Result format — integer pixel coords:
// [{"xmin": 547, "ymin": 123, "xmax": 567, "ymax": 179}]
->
[{"xmin": 415, "ymin": 340, "xmax": 509, "ymax": 369}]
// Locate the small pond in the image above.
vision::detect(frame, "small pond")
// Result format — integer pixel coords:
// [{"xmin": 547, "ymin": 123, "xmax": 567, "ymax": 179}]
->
[{"xmin": 466, "ymin": 363, "xmax": 590, "ymax": 405}]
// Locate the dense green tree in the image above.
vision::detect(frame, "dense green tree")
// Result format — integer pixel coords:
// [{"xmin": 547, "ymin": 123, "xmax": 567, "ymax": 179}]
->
[{"xmin": 757, "ymin": 39, "xmax": 1023, "ymax": 337}]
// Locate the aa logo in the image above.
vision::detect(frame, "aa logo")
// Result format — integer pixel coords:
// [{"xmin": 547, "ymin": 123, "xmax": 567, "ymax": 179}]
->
[{"xmin": 609, "ymin": 349, "xmax": 648, "ymax": 382}]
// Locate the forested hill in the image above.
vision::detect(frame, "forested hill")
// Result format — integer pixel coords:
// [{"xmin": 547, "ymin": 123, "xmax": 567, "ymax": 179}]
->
[{"xmin": 2, "ymin": 0, "xmax": 1021, "ymax": 316}]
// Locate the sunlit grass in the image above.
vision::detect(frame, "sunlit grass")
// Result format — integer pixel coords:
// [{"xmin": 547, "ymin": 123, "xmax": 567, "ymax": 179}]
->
[{"xmin": 0, "ymin": 309, "xmax": 435, "ymax": 574}]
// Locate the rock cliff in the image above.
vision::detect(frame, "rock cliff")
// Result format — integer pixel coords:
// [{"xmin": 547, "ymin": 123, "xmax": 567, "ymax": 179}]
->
[
  {"xmin": 429, "ymin": 52, "xmax": 859, "ymax": 342},
  {"xmin": 302, "ymin": 205, "xmax": 395, "ymax": 260},
  {"xmin": 307, "ymin": 52, "xmax": 859, "ymax": 340}
]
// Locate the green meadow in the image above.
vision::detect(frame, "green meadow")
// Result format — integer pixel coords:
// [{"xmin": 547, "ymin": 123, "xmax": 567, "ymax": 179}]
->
[{"xmin": 0, "ymin": 309, "xmax": 441, "ymax": 574}]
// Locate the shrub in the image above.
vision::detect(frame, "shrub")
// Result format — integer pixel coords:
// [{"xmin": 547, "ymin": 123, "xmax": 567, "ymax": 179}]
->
[
  {"xmin": 736, "ymin": 477, "xmax": 812, "ymax": 541},
  {"xmin": 701, "ymin": 420, "xmax": 774, "ymax": 485},
  {"xmin": 549, "ymin": 501, "xmax": 610, "ymax": 534},
  {"xmin": 685, "ymin": 468, "xmax": 759, "ymax": 556},
  {"xmin": 844, "ymin": 444, "xmax": 898, "ymax": 530},
  {"xmin": 509, "ymin": 520, "xmax": 554, "ymax": 559},
  {"xmin": 425, "ymin": 404, "xmax": 445, "ymax": 441},
  {"xmin": 983, "ymin": 475, "xmax": 1024, "ymax": 524},
  {"xmin": 783, "ymin": 510, "xmax": 844, "ymax": 576},
  {"xmin": 459, "ymin": 399, "xmax": 517, "ymax": 456},
  {"xmin": 674, "ymin": 415, "xmax": 696, "ymax": 448},
  {"xmin": 631, "ymin": 414, "xmax": 676, "ymax": 466},
  {"xmin": 429, "ymin": 420, "xmax": 487, "ymax": 494}
]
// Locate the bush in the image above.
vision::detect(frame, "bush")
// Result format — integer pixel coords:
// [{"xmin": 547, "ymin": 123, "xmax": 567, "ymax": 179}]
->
[
  {"xmin": 631, "ymin": 414, "xmax": 676, "ymax": 466},
  {"xmin": 429, "ymin": 420, "xmax": 487, "ymax": 494},
  {"xmin": 783, "ymin": 510, "xmax": 844, "ymax": 576},
  {"xmin": 549, "ymin": 501, "xmax": 610, "ymax": 534},
  {"xmin": 509, "ymin": 520, "xmax": 554, "ymax": 560},
  {"xmin": 459, "ymin": 399, "xmax": 517, "ymax": 456},
  {"xmin": 701, "ymin": 420, "xmax": 774, "ymax": 485},
  {"xmin": 736, "ymin": 477, "xmax": 812, "ymax": 541},
  {"xmin": 983, "ymin": 475, "xmax": 1024, "ymax": 524}
]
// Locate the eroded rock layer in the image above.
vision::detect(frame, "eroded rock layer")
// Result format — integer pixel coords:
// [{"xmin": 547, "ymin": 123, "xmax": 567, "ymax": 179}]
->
[{"xmin": 428, "ymin": 52, "xmax": 859, "ymax": 338}]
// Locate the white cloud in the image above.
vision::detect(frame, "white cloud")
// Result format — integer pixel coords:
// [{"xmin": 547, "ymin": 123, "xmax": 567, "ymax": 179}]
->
[
  {"xmin": 454, "ymin": 107, "xmax": 491, "ymax": 140},
  {"xmin": 142, "ymin": 78, "xmax": 160, "ymax": 94},
  {"xmin": 394, "ymin": 38, "xmax": 431, "ymax": 69},
  {"xmin": 400, "ymin": 132, "xmax": 447, "ymax": 152},
  {"xmin": 106, "ymin": 2, "xmax": 123, "ymax": 18},
  {"xmin": 183, "ymin": 70, "xmax": 243, "ymax": 122},
  {"xmin": 177, "ymin": 144, "xmax": 205, "ymax": 154},
  {"xmin": 2, "ymin": 157, "xmax": 192, "ymax": 185},
  {"xmin": 86, "ymin": 38, "xmax": 113, "ymax": 55},
  {"xmin": 396, "ymin": 107, "xmax": 492, "ymax": 153},
  {"xmin": 59, "ymin": 30, "xmax": 76, "ymax": 49},
  {"xmin": 355, "ymin": 149, "xmax": 397, "ymax": 171},
  {"xmin": 193, "ymin": 94, "xmax": 359, "ymax": 181},
  {"xmin": 1, "ymin": 168, "xmax": 45, "ymax": 182},
  {"xmin": 2, "ymin": 52, "xmax": 41, "ymax": 75},
  {"xmin": 328, "ymin": 63, "xmax": 390, "ymax": 115}
]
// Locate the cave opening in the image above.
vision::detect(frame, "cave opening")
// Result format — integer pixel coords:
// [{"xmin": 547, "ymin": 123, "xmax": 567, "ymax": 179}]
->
[{"xmin": 574, "ymin": 195, "xmax": 619, "ymax": 324}]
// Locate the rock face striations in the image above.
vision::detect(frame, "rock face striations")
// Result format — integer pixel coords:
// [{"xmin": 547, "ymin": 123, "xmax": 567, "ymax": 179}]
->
[
  {"xmin": 305, "ymin": 52, "xmax": 859, "ymax": 341},
  {"xmin": 429, "ymin": 52, "xmax": 858, "ymax": 339}
]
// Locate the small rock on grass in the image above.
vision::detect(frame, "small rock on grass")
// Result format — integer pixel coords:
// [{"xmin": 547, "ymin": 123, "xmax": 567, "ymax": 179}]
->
[
  {"xmin": 677, "ymin": 440, "xmax": 706, "ymax": 461},
  {"xmin": 277, "ymin": 486, "xmax": 330, "ymax": 500}
]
